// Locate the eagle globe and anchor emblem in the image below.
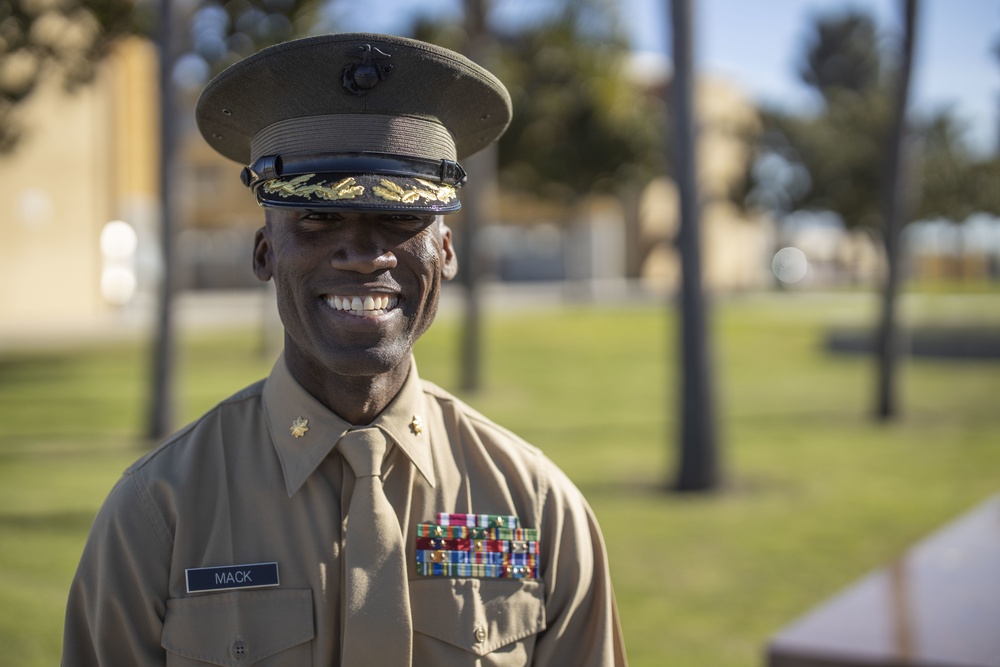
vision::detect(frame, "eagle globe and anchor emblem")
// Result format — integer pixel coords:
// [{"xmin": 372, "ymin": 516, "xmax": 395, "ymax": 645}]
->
[{"xmin": 342, "ymin": 44, "xmax": 393, "ymax": 95}]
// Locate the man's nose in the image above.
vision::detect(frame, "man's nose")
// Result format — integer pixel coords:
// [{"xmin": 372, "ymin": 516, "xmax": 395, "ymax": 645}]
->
[{"xmin": 329, "ymin": 224, "xmax": 397, "ymax": 273}]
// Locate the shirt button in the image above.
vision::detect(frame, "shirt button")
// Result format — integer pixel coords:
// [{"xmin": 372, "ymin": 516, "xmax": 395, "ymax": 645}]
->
[
  {"xmin": 474, "ymin": 624, "xmax": 487, "ymax": 643},
  {"xmin": 232, "ymin": 638, "xmax": 248, "ymax": 659}
]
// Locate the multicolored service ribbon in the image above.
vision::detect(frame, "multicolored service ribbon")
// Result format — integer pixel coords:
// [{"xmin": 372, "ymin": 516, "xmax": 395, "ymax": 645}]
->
[
  {"xmin": 414, "ymin": 524, "xmax": 539, "ymax": 541},
  {"xmin": 415, "ymin": 562, "xmax": 538, "ymax": 579},
  {"xmin": 415, "ymin": 513, "xmax": 540, "ymax": 579},
  {"xmin": 436, "ymin": 513, "xmax": 519, "ymax": 529}
]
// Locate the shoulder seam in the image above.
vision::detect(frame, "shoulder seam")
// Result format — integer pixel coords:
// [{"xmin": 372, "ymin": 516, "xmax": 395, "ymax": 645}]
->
[
  {"xmin": 127, "ymin": 470, "xmax": 172, "ymax": 559},
  {"xmin": 133, "ymin": 380, "xmax": 265, "ymax": 470}
]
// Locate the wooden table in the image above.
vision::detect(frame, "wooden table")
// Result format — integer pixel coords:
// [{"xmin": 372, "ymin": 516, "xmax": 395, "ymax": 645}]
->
[{"xmin": 768, "ymin": 495, "xmax": 1000, "ymax": 667}]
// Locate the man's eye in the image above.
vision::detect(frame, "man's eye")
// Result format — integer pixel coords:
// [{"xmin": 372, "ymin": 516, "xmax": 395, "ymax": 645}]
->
[
  {"xmin": 303, "ymin": 211, "xmax": 342, "ymax": 222},
  {"xmin": 382, "ymin": 214, "xmax": 431, "ymax": 227}
]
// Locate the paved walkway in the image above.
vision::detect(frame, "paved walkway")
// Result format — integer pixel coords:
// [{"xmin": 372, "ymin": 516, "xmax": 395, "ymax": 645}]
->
[
  {"xmin": 0, "ymin": 280, "xmax": 650, "ymax": 351},
  {"xmin": 3, "ymin": 283, "xmax": 995, "ymax": 352}
]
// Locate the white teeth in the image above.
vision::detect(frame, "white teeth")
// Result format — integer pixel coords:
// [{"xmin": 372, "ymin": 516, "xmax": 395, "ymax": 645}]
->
[{"xmin": 325, "ymin": 294, "xmax": 398, "ymax": 315}]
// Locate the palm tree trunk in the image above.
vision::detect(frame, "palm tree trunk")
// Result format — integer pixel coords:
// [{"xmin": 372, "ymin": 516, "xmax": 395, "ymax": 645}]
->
[
  {"xmin": 459, "ymin": 0, "xmax": 494, "ymax": 392},
  {"xmin": 876, "ymin": 0, "xmax": 919, "ymax": 420},
  {"xmin": 148, "ymin": 0, "xmax": 178, "ymax": 440},
  {"xmin": 669, "ymin": 0, "xmax": 720, "ymax": 491}
]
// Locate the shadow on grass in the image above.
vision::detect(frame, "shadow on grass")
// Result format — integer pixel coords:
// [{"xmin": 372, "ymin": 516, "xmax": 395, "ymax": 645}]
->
[
  {"xmin": 826, "ymin": 327, "xmax": 1000, "ymax": 359},
  {"xmin": 0, "ymin": 510, "xmax": 97, "ymax": 533},
  {"xmin": 578, "ymin": 472, "xmax": 804, "ymax": 501},
  {"xmin": 0, "ymin": 354, "xmax": 78, "ymax": 385},
  {"xmin": 0, "ymin": 436, "xmax": 146, "ymax": 459}
]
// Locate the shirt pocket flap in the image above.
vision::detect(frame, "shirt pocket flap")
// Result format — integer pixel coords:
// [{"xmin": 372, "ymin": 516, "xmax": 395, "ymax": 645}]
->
[
  {"xmin": 409, "ymin": 578, "xmax": 546, "ymax": 657},
  {"xmin": 162, "ymin": 589, "xmax": 314, "ymax": 666}
]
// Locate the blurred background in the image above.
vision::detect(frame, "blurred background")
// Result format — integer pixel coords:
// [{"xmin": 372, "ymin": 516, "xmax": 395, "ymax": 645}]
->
[{"xmin": 1, "ymin": 1, "xmax": 998, "ymax": 665}]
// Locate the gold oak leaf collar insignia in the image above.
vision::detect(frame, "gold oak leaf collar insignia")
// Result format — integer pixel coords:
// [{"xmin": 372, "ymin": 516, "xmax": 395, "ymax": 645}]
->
[
  {"xmin": 290, "ymin": 417, "xmax": 309, "ymax": 438},
  {"xmin": 410, "ymin": 415, "xmax": 424, "ymax": 435}
]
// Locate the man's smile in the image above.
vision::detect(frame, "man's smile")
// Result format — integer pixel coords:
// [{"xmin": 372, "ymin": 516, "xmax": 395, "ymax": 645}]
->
[{"xmin": 323, "ymin": 293, "xmax": 400, "ymax": 317}]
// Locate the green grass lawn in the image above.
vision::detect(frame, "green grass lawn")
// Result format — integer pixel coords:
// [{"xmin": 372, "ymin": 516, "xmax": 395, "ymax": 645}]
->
[{"xmin": 1, "ymin": 290, "xmax": 998, "ymax": 666}]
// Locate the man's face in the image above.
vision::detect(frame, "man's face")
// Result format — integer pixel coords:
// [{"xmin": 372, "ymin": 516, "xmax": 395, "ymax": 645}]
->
[{"xmin": 253, "ymin": 208, "xmax": 458, "ymax": 381}]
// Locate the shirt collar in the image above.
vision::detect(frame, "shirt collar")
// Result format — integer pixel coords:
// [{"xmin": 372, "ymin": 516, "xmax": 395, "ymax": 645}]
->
[{"xmin": 263, "ymin": 354, "xmax": 436, "ymax": 496}]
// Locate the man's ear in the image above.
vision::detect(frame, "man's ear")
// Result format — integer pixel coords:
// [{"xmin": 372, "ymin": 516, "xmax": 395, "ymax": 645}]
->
[
  {"xmin": 252, "ymin": 226, "xmax": 273, "ymax": 282},
  {"xmin": 440, "ymin": 220, "xmax": 458, "ymax": 281}
]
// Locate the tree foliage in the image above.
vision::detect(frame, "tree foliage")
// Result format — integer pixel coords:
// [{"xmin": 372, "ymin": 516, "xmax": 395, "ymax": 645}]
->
[
  {"xmin": 0, "ymin": 0, "xmax": 152, "ymax": 151},
  {"xmin": 491, "ymin": 7, "xmax": 666, "ymax": 204},
  {"xmin": 414, "ymin": 0, "xmax": 666, "ymax": 208},
  {"xmin": 0, "ymin": 0, "xmax": 327, "ymax": 152},
  {"xmin": 799, "ymin": 11, "xmax": 882, "ymax": 102},
  {"xmin": 747, "ymin": 9, "xmax": 1000, "ymax": 230},
  {"xmin": 748, "ymin": 11, "xmax": 890, "ymax": 229},
  {"xmin": 764, "ymin": 89, "xmax": 891, "ymax": 229}
]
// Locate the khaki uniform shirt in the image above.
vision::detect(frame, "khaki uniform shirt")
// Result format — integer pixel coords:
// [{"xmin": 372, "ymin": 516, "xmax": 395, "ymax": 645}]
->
[{"xmin": 63, "ymin": 355, "xmax": 627, "ymax": 666}]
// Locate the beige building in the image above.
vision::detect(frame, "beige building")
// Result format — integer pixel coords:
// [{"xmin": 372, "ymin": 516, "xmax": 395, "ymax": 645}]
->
[
  {"xmin": 475, "ymin": 75, "xmax": 773, "ymax": 293},
  {"xmin": 640, "ymin": 76, "xmax": 772, "ymax": 292},
  {"xmin": 0, "ymin": 36, "xmax": 266, "ymax": 342},
  {"xmin": 0, "ymin": 37, "xmax": 159, "ymax": 338}
]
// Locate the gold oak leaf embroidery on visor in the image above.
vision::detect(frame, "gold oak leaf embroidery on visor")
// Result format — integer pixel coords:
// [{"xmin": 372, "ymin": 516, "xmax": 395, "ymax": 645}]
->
[
  {"xmin": 373, "ymin": 178, "xmax": 457, "ymax": 204},
  {"xmin": 262, "ymin": 175, "xmax": 365, "ymax": 201}
]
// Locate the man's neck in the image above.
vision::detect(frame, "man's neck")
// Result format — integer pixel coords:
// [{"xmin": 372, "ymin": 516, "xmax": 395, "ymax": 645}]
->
[{"xmin": 283, "ymin": 348, "xmax": 410, "ymax": 426}]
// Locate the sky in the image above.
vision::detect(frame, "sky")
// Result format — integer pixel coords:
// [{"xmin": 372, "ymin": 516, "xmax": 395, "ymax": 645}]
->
[
  {"xmin": 329, "ymin": 0, "xmax": 999, "ymax": 156},
  {"xmin": 626, "ymin": 0, "xmax": 999, "ymax": 153}
]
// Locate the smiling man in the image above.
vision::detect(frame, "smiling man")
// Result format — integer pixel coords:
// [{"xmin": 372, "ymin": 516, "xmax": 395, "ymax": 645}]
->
[{"xmin": 63, "ymin": 33, "xmax": 626, "ymax": 666}]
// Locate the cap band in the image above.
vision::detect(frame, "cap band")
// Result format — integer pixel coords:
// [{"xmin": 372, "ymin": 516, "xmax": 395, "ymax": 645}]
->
[{"xmin": 251, "ymin": 114, "xmax": 457, "ymax": 163}]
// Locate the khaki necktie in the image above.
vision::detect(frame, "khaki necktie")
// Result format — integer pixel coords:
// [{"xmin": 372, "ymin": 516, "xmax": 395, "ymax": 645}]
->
[{"xmin": 338, "ymin": 428, "xmax": 412, "ymax": 666}]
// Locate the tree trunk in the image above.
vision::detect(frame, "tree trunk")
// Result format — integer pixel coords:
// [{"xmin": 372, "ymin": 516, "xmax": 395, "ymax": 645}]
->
[
  {"xmin": 875, "ymin": 0, "xmax": 918, "ymax": 421},
  {"xmin": 619, "ymin": 182, "xmax": 645, "ymax": 280},
  {"xmin": 147, "ymin": 0, "xmax": 179, "ymax": 440},
  {"xmin": 458, "ymin": 143, "xmax": 495, "ymax": 392},
  {"xmin": 669, "ymin": 0, "xmax": 720, "ymax": 491},
  {"xmin": 459, "ymin": 0, "xmax": 494, "ymax": 393}
]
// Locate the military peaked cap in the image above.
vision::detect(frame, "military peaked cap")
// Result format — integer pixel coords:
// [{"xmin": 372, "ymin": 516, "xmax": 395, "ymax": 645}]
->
[{"xmin": 196, "ymin": 33, "xmax": 512, "ymax": 213}]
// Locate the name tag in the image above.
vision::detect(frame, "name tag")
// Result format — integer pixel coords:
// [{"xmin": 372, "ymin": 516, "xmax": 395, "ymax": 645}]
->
[{"xmin": 185, "ymin": 562, "xmax": 280, "ymax": 593}]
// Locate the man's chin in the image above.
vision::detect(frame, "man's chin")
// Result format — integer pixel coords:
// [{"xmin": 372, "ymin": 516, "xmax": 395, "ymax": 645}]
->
[{"xmin": 321, "ymin": 345, "xmax": 411, "ymax": 378}]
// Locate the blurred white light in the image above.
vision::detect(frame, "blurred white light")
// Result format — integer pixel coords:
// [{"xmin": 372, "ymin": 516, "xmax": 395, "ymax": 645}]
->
[
  {"xmin": 17, "ymin": 188, "xmax": 53, "ymax": 227},
  {"xmin": 772, "ymin": 246, "xmax": 809, "ymax": 284},
  {"xmin": 100, "ymin": 220, "xmax": 138, "ymax": 260},
  {"xmin": 101, "ymin": 266, "xmax": 137, "ymax": 305}
]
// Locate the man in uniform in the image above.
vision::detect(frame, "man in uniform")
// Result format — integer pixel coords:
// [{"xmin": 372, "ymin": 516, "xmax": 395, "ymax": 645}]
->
[{"xmin": 63, "ymin": 33, "xmax": 627, "ymax": 666}]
